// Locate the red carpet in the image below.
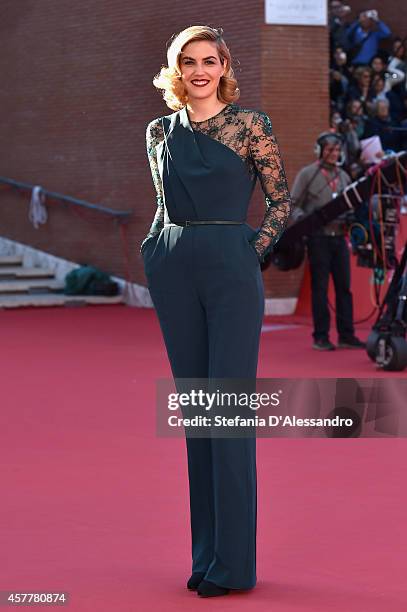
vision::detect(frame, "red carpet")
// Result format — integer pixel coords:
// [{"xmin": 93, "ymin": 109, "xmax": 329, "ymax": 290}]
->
[{"xmin": 0, "ymin": 305, "xmax": 406, "ymax": 610}]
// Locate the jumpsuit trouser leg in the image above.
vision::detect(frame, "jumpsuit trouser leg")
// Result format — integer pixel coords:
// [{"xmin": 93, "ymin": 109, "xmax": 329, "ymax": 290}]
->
[
  {"xmin": 145, "ymin": 225, "xmax": 264, "ymax": 590},
  {"xmin": 202, "ymin": 257, "xmax": 264, "ymax": 590}
]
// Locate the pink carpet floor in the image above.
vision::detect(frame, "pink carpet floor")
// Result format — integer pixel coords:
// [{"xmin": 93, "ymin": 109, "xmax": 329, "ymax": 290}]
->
[{"xmin": 0, "ymin": 305, "xmax": 406, "ymax": 611}]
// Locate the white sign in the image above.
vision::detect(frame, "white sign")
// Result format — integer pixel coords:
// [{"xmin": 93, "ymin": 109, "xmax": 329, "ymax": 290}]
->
[
  {"xmin": 360, "ymin": 136, "xmax": 384, "ymax": 164},
  {"xmin": 265, "ymin": 0, "xmax": 327, "ymax": 26}
]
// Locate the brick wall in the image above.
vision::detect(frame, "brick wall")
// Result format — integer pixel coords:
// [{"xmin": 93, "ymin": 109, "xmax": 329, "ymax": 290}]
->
[
  {"xmin": 0, "ymin": 1, "xmax": 331, "ymax": 300},
  {"xmin": 260, "ymin": 23, "xmax": 329, "ymax": 296}
]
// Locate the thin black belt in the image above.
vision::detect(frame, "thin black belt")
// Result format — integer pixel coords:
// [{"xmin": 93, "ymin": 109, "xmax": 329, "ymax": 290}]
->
[{"xmin": 165, "ymin": 220, "xmax": 244, "ymax": 227}]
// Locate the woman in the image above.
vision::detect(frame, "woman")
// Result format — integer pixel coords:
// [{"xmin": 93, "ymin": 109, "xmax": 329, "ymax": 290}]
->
[
  {"xmin": 140, "ymin": 25, "xmax": 292, "ymax": 598},
  {"xmin": 369, "ymin": 55, "xmax": 405, "ymax": 92},
  {"xmin": 346, "ymin": 65, "xmax": 374, "ymax": 113},
  {"xmin": 329, "ymin": 111, "xmax": 361, "ymax": 168},
  {"xmin": 370, "ymin": 74, "xmax": 404, "ymax": 122},
  {"xmin": 387, "ymin": 38, "xmax": 407, "ymax": 90},
  {"xmin": 363, "ymin": 98, "xmax": 402, "ymax": 152},
  {"xmin": 345, "ymin": 98, "xmax": 367, "ymax": 139}
]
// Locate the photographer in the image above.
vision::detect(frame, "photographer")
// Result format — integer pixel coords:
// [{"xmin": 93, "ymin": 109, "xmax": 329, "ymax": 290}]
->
[
  {"xmin": 345, "ymin": 10, "xmax": 391, "ymax": 66},
  {"xmin": 345, "ymin": 99, "xmax": 367, "ymax": 139},
  {"xmin": 330, "ymin": 47, "xmax": 352, "ymax": 113},
  {"xmin": 330, "ymin": 111, "xmax": 361, "ymax": 167},
  {"xmin": 290, "ymin": 133, "xmax": 365, "ymax": 351},
  {"xmin": 329, "ymin": 1, "xmax": 352, "ymax": 56}
]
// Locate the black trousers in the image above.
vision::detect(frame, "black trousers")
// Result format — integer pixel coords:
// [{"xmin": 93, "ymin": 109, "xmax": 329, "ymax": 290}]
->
[{"xmin": 306, "ymin": 235, "xmax": 355, "ymax": 341}]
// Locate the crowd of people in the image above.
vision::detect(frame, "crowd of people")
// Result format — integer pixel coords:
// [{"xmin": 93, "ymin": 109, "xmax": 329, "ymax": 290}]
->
[
  {"xmin": 286, "ymin": 4, "xmax": 407, "ymax": 351},
  {"xmin": 328, "ymin": 2, "xmax": 407, "ymax": 178}
]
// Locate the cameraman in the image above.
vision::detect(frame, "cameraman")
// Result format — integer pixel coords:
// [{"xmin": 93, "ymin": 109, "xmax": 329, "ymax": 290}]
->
[
  {"xmin": 345, "ymin": 10, "xmax": 391, "ymax": 66},
  {"xmin": 290, "ymin": 133, "xmax": 365, "ymax": 351}
]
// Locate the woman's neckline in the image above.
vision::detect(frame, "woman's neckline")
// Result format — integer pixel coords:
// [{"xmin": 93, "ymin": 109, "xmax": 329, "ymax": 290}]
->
[{"xmin": 186, "ymin": 103, "xmax": 231, "ymax": 124}]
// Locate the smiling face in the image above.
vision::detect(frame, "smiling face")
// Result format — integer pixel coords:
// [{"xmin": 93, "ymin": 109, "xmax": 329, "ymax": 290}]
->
[
  {"xmin": 179, "ymin": 40, "xmax": 226, "ymax": 103},
  {"xmin": 322, "ymin": 142, "xmax": 342, "ymax": 165}
]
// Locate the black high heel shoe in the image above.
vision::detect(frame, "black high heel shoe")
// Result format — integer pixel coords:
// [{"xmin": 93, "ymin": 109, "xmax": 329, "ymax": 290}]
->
[
  {"xmin": 197, "ymin": 579, "xmax": 230, "ymax": 597},
  {"xmin": 187, "ymin": 572, "xmax": 206, "ymax": 591}
]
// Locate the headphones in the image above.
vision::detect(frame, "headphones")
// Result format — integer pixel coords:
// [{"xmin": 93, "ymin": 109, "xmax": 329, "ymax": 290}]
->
[{"xmin": 314, "ymin": 131, "xmax": 346, "ymax": 166}]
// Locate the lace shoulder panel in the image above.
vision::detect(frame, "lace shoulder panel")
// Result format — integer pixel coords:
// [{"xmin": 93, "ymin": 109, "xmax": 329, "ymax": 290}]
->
[
  {"xmin": 247, "ymin": 109, "xmax": 292, "ymax": 261},
  {"xmin": 141, "ymin": 117, "xmax": 165, "ymax": 251},
  {"xmin": 143, "ymin": 107, "xmax": 292, "ymax": 261}
]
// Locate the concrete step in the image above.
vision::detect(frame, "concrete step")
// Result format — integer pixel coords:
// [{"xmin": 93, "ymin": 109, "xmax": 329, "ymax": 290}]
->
[
  {"xmin": 0, "ymin": 255, "xmax": 24, "ymax": 267},
  {"xmin": 0, "ymin": 266, "xmax": 55, "ymax": 279},
  {"xmin": 0, "ymin": 279, "xmax": 65, "ymax": 294},
  {"xmin": 0, "ymin": 293, "xmax": 124, "ymax": 309}
]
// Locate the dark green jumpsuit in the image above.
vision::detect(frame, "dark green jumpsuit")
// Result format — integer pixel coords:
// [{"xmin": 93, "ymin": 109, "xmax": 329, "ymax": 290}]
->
[{"xmin": 140, "ymin": 103, "xmax": 291, "ymax": 589}]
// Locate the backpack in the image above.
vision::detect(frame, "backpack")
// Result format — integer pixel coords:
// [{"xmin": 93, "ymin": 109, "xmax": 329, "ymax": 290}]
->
[{"xmin": 64, "ymin": 265, "xmax": 119, "ymax": 296}]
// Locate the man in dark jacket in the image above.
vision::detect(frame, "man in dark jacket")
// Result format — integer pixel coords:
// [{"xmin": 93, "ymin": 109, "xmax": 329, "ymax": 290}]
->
[
  {"xmin": 329, "ymin": 1, "xmax": 352, "ymax": 55},
  {"xmin": 363, "ymin": 99, "xmax": 402, "ymax": 151}
]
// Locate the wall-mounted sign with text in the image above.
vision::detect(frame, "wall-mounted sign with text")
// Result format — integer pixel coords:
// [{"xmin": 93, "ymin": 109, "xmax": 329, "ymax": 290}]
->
[{"xmin": 265, "ymin": 0, "xmax": 328, "ymax": 26}]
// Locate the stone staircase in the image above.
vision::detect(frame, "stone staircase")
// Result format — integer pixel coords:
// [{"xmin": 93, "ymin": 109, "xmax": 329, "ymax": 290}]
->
[{"xmin": 0, "ymin": 255, "xmax": 124, "ymax": 309}]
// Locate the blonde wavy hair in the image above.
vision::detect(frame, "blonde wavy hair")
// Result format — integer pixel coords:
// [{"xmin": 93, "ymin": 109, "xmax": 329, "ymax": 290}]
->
[{"xmin": 152, "ymin": 25, "xmax": 240, "ymax": 111}]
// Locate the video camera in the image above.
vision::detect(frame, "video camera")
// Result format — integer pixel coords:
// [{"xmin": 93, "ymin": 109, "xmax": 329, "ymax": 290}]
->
[
  {"xmin": 347, "ymin": 192, "xmax": 400, "ymax": 270},
  {"xmin": 264, "ymin": 152, "xmax": 407, "ymax": 370}
]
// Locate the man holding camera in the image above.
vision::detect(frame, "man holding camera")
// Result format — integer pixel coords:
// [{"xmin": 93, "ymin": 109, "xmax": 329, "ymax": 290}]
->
[
  {"xmin": 290, "ymin": 133, "xmax": 365, "ymax": 351},
  {"xmin": 329, "ymin": 1, "xmax": 352, "ymax": 54},
  {"xmin": 346, "ymin": 10, "xmax": 391, "ymax": 66}
]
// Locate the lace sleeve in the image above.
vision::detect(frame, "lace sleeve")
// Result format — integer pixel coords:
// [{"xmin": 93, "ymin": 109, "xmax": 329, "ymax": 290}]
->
[
  {"xmin": 140, "ymin": 118, "xmax": 165, "ymax": 253},
  {"xmin": 249, "ymin": 111, "xmax": 292, "ymax": 262}
]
